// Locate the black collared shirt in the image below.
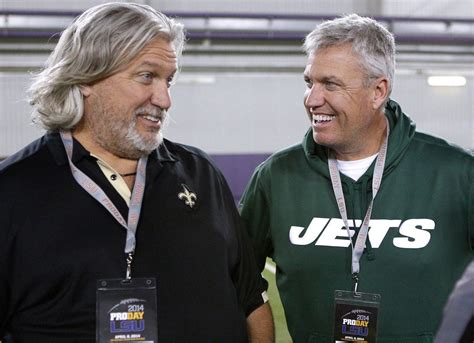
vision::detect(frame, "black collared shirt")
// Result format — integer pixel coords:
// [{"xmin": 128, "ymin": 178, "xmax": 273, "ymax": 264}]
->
[{"xmin": 0, "ymin": 132, "xmax": 266, "ymax": 342}]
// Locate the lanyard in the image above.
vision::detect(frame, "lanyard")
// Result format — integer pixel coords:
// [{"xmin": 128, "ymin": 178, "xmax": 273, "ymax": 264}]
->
[
  {"xmin": 60, "ymin": 131, "xmax": 147, "ymax": 280},
  {"xmin": 328, "ymin": 119, "xmax": 389, "ymax": 292}
]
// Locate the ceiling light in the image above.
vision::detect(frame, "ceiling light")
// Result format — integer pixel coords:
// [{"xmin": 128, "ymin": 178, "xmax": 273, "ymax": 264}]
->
[{"xmin": 427, "ymin": 76, "xmax": 467, "ymax": 87}]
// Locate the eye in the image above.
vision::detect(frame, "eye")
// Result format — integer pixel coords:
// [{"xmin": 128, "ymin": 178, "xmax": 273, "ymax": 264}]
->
[
  {"xmin": 324, "ymin": 81, "xmax": 338, "ymax": 90},
  {"xmin": 138, "ymin": 72, "xmax": 154, "ymax": 84},
  {"xmin": 304, "ymin": 77, "xmax": 313, "ymax": 89},
  {"xmin": 166, "ymin": 75, "xmax": 175, "ymax": 88}
]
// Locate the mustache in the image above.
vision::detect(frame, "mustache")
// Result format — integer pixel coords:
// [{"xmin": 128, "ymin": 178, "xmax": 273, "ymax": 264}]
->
[{"xmin": 132, "ymin": 106, "xmax": 166, "ymax": 118}]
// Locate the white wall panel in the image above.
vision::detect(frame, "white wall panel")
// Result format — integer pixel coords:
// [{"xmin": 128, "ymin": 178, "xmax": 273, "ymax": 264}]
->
[
  {"xmin": 166, "ymin": 73, "xmax": 308, "ymax": 154},
  {"xmin": 0, "ymin": 72, "xmax": 472, "ymax": 157},
  {"xmin": 0, "ymin": 73, "xmax": 43, "ymax": 157},
  {"xmin": 166, "ymin": 72, "xmax": 473, "ymax": 154},
  {"xmin": 391, "ymin": 74, "xmax": 474, "ymax": 149}
]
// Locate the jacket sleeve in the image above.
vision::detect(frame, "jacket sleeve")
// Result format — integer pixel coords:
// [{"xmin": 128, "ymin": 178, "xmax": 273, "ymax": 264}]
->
[
  {"xmin": 239, "ymin": 166, "xmax": 273, "ymax": 274},
  {"xmin": 214, "ymin": 168, "xmax": 268, "ymax": 317},
  {"xmin": 231, "ymin": 211, "xmax": 269, "ymax": 316}
]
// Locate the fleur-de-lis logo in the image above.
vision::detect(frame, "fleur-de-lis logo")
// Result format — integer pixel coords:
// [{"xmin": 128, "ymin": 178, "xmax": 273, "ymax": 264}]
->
[{"xmin": 178, "ymin": 184, "xmax": 197, "ymax": 208}]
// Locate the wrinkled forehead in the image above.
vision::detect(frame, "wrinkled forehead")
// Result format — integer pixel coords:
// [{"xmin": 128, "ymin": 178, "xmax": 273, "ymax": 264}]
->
[
  {"xmin": 305, "ymin": 44, "xmax": 359, "ymax": 67},
  {"xmin": 304, "ymin": 45, "xmax": 368, "ymax": 80},
  {"xmin": 139, "ymin": 37, "xmax": 177, "ymax": 60},
  {"xmin": 124, "ymin": 37, "xmax": 178, "ymax": 71}
]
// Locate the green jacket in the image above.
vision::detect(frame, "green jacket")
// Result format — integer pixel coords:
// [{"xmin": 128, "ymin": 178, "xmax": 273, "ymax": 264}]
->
[{"xmin": 240, "ymin": 100, "xmax": 474, "ymax": 343}]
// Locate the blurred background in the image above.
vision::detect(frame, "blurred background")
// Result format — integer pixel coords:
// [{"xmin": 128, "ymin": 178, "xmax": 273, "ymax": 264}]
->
[{"xmin": 0, "ymin": 1, "xmax": 472, "ymax": 341}]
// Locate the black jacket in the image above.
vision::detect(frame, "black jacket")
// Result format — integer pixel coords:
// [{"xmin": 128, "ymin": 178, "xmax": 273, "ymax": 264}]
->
[{"xmin": 0, "ymin": 132, "xmax": 266, "ymax": 342}]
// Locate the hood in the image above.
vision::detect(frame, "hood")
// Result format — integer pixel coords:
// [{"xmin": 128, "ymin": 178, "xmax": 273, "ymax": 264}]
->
[{"xmin": 302, "ymin": 98, "xmax": 416, "ymax": 178}]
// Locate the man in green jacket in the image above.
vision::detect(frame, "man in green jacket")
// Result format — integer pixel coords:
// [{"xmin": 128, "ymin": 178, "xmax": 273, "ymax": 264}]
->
[{"xmin": 240, "ymin": 14, "xmax": 473, "ymax": 343}]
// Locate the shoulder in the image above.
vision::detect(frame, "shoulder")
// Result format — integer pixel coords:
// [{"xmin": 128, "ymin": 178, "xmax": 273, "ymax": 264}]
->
[
  {"xmin": 163, "ymin": 139, "xmax": 213, "ymax": 161},
  {"xmin": 159, "ymin": 139, "xmax": 230, "ymax": 190},
  {"xmin": 259, "ymin": 143, "xmax": 304, "ymax": 170},
  {"xmin": 240, "ymin": 142, "xmax": 307, "ymax": 199},
  {"xmin": 159, "ymin": 139, "xmax": 238, "ymax": 215},
  {"xmin": 406, "ymin": 131, "xmax": 473, "ymax": 185},
  {"xmin": 411, "ymin": 131, "xmax": 473, "ymax": 162},
  {"xmin": 253, "ymin": 143, "xmax": 305, "ymax": 177},
  {"xmin": 0, "ymin": 135, "xmax": 48, "ymax": 178},
  {"xmin": 161, "ymin": 139, "xmax": 220, "ymax": 172}
]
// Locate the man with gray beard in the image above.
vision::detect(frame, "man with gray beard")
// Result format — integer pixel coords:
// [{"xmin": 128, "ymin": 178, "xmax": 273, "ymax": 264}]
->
[{"xmin": 0, "ymin": 3, "xmax": 273, "ymax": 342}]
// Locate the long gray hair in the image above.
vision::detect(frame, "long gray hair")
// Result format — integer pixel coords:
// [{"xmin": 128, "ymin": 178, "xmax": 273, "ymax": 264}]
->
[
  {"xmin": 303, "ymin": 14, "xmax": 395, "ymax": 101},
  {"xmin": 29, "ymin": 2, "xmax": 185, "ymax": 131}
]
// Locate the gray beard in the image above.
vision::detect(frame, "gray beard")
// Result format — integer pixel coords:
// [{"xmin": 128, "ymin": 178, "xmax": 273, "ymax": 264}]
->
[{"xmin": 124, "ymin": 126, "xmax": 163, "ymax": 159}]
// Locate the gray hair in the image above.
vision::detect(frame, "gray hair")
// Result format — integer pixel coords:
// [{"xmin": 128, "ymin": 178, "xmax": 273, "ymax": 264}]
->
[
  {"xmin": 29, "ymin": 2, "xmax": 185, "ymax": 131},
  {"xmin": 303, "ymin": 14, "xmax": 395, "ymax": 100}
]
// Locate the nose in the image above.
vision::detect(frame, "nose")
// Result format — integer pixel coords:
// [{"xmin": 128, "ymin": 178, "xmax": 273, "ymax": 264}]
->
[
  {"xmin": 150, "ymin": 80, "xmax": 172, "ymax": 111},
  {"xmin": 304, "ymin": 83, "xmax": 325, "ymax": 110}
]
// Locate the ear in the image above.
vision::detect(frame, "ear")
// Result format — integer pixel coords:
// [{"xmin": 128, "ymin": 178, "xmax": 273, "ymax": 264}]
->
[
  {"xmin": 79, "ymin": 84, "xmax": 92, "ymax": 97},
  {"xmin": 371, "ymin": 77, "xmax": 389, "ymax": 110}
]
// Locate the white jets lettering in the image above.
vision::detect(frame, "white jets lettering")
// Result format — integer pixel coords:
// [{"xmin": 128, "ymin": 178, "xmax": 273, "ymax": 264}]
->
[
  {"xmin": 289, "ymin": 217, "xmax": 330, "ymax": 245},
  {"xmin": 315, "ymin": 219, "xmax": 354, "ymax": 247},
  {"xmin": 393, "ymin": 219, "xmax": 435, "ymax": 249},
  {"xmin": 289, "ymin": 218, "xmax": 435, "ymax": 249}
]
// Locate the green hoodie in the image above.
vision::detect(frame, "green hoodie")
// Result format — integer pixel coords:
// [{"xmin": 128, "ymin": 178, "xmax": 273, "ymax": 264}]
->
[{"xmin": 240, "ymin": 99, "xmax": 474, "ymax": 343}]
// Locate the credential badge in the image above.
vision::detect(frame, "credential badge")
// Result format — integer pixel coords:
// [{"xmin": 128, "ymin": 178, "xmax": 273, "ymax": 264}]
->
[{"xmin": 178, "ymin": 184, "xmax": 197, "ymax": 208}]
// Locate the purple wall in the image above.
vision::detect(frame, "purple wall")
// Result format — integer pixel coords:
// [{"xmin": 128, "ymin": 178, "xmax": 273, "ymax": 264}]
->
[{"xmin": 210, "ymin": 153, "xmax": 270, "ymax": 202}]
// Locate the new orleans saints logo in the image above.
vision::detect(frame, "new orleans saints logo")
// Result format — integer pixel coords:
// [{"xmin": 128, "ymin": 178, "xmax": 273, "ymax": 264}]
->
[{"xmin": 178, "ymin": 184, "xmax": 197, "ymax": 208}]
